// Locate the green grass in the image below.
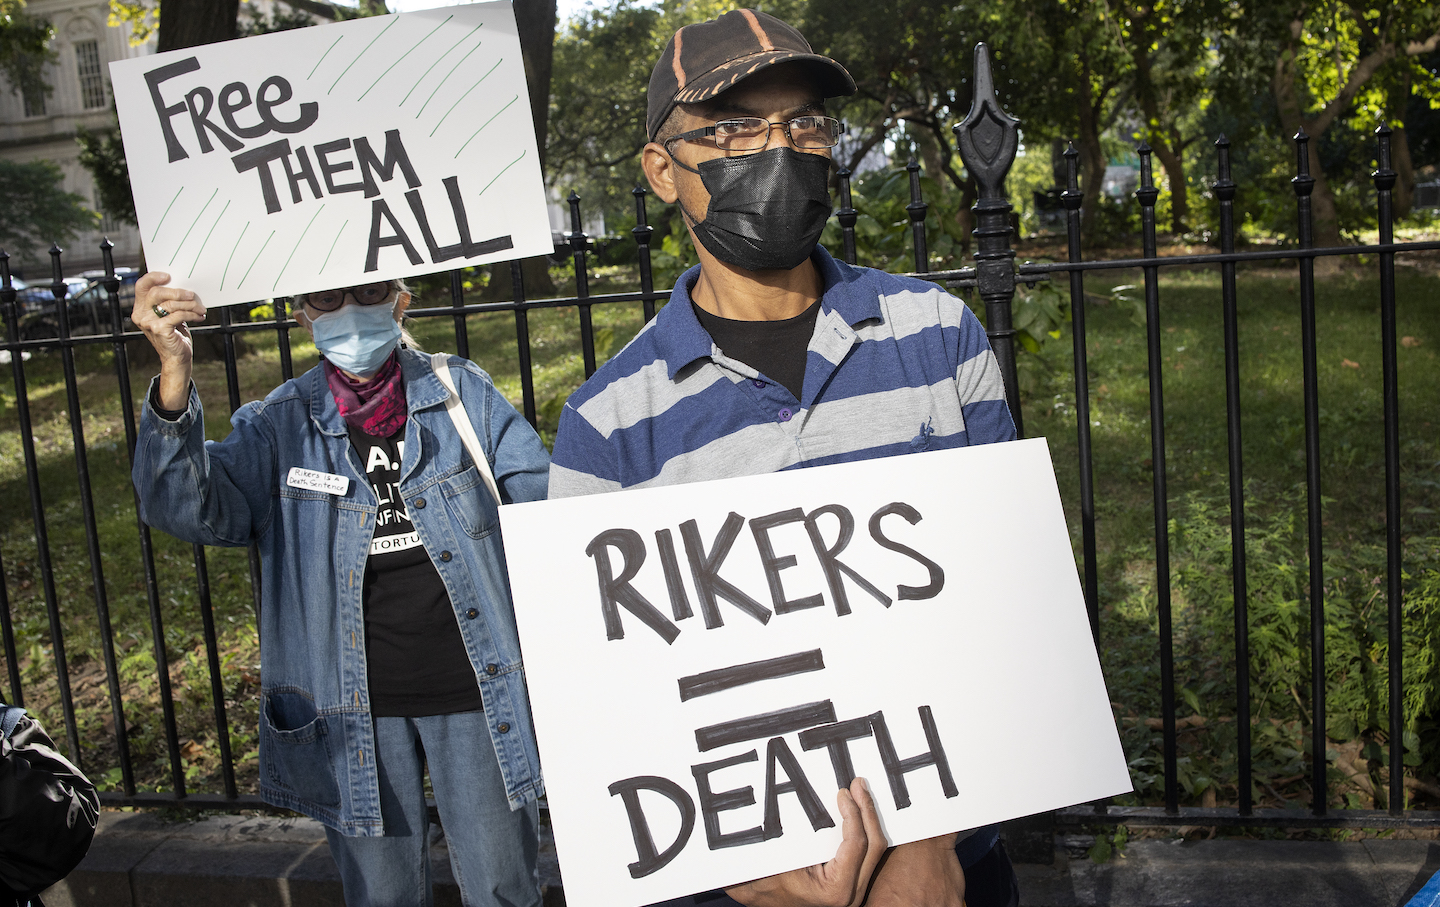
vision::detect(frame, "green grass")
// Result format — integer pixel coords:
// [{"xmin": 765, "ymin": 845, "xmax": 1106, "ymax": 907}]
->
[
  {"xmin": 1014, "ymin": 263, "xmax": 1440, "ymax": 811},
  {"xmin": 2, "ymin": 260, "xmax": 1438, "ymax": 810},
  {"xmin": 1027, "ymin": 267, "xmax": 1439, "ymax": 536}
]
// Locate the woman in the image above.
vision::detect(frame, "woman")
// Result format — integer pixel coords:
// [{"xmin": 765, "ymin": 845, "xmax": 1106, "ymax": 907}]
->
[{"xmin": 132, "ymin": 273, "xmax": 548, "ymax": 907}]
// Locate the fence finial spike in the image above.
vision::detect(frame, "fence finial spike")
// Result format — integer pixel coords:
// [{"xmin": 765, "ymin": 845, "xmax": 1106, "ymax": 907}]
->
[
  {"xmin": 971, "ymin": 42, "xmax": 996, "ymax": 108},
  {"xmin": 1215, "ymin": 133, "xmax": 1230, "ymax": 148},
  {"xmin": 954, "ymin": 42, "xmax": 1020, "ymax": 199}
]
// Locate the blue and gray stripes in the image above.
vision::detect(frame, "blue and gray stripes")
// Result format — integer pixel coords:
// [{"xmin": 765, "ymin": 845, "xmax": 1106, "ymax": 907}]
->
[{"xmin": 549, "ymin": 246, "xmax": 1016, "ymax": 497}]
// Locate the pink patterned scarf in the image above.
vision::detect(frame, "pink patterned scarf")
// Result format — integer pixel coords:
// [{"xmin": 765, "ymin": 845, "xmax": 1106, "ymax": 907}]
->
[{"xmin": 324, "ymin": 351, "xmax": 407, "ymax": 437}]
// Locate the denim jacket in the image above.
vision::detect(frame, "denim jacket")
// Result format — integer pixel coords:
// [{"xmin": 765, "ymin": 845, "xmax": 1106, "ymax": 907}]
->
[{"xmin": 133, "ymin": 348, "xmax": 548, "ymax": 835}]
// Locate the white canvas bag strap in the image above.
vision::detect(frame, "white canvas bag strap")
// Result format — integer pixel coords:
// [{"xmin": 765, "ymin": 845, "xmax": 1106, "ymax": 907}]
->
[{"xmin": 430, "ymin": 352, "xmax": 502, "ymax": 505}]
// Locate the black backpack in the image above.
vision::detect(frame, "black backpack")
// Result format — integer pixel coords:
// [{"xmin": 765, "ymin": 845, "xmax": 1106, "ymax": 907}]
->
[{"xmin": 0, "ymin": 705, "xmax": 98, "ymax": 907}]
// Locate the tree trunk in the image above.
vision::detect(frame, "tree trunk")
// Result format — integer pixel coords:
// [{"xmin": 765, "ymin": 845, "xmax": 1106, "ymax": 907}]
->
[
  {"xmin": 1393, "ymin": 123, "xmax": 1415, "ymax": 219},
  {"xmin": 1075, "ymin": 99, "xmax": 1107, "ymax": 242},
  {"xmin": 156, "ymin": 0, "xmax": 239, "ymax": 52},
  {"xmin": 511, "ymin": 0, "xmax": 557, "ymax": 297},
  {"xmin": 1272, "ymin": 29, "xmax": 1347, "ymax": 248},
  {"xmin": 913, "ymin": 128, "xmax": 943, "ymax": 182},
  {"xmin": 482, "ymin": 257, "xmax": 556, "ymax": 301},
  {"xmin": 1149, "ymin": 135, "xmax": 1189, "ymax": 235},
  {"xmin": 1391, "ymin": 69, "xmax": 1415, "ymax": 218},
  {"xmin": 1128, "ymin": 24, "xmax": 1189, "ymax": 233},
  {"xmin": 916, "ymin": 118, "xmax": 979, "ymax": 253},
  {"xmin": 514, "ymin": 0, "xmax": 557, "ymax": 172},
  {"xmin": 1303, "ymin": 142, "xmax": 1343, "ymax": 249}
]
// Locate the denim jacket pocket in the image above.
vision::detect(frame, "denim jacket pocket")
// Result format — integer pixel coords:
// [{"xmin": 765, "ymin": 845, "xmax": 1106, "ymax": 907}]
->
[
  {"xmin": 440, "ymin": 464, "xmax": 498, "ymax": 539},
  {"xmin": 262, "ymin": 691, "xmax": 341, "ymax": 807}
]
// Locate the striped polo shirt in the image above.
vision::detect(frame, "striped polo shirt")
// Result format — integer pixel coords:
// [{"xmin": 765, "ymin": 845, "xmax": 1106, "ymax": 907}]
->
[{"xmin": 548, "ymin": 246, "xmax": 1017, "ymax": 498}]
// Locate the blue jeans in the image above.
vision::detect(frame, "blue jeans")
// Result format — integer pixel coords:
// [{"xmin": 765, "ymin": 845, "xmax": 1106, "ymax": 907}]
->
[{"xmin": 324, "ymin": 711, "xmax": 541, "ymax": 907}]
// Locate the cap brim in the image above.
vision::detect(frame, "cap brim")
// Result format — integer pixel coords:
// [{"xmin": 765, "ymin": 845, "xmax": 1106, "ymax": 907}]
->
[{"xmin": 650, "ymin": 51, "xmax": 856, "ymax": 141}]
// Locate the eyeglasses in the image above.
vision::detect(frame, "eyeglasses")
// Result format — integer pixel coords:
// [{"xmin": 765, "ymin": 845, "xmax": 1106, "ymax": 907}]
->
[
  {"xmin": 303, "ymin": 282, "xmax": 392, "ymax": 313},
  {"xmin": 664, "ymin": 115, "xmax": 846, "ymax": 154}
]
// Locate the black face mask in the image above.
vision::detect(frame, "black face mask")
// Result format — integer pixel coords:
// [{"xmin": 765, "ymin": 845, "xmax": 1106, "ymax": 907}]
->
[{"xmin": 674, "ymin": 147, "xmax": 833, "ymax": 271}]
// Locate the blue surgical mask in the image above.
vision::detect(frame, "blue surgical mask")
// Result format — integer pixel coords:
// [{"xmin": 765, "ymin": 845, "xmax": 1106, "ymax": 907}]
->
[{"xmin": 309, "ymin": 298, "xmax": 402, "ymax": 377}]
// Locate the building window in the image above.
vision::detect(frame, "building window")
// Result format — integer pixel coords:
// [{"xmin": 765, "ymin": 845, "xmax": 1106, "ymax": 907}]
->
[
  {"xmin": 22, "ymin": 87, "xmax": 46, "ymax": 118},
  {"xmin": 75, "ymin": 40, "xmax": 105, "ymax": 109}
]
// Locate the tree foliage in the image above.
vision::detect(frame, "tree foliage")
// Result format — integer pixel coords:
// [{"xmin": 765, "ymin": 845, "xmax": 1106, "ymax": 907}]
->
[
  {"xmin": 1261, "ymin": 0, "xmax": 1440, "ymax": 244},
  {"xmin": 546, "ymin": 0, "xmax": 1440, "ymax": 250},
  {"xmin": 76, "ymin": 124, "xmax": 135, "ymax": 227},
  {"xmin": 107, "ymin": 0, "xmax": 157, "ymax": 46},
  {"xmin": 547, "ymin": 0, "xmax": 661, "ymax": 215},
  {"xmin": 0, "ymin": 159, "xmax": 99, "ymax": 263},
  {"xmin": 0, "ymin": 2, "xmax": 56, "ymax": 110}
]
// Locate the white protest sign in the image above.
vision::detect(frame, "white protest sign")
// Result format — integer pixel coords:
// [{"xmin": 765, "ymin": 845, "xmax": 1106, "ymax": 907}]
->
[
  {"xmin": 502, "ymin": 437, "xmax": 1131, "ymax": 907},
  {"xmin": 109, "ymin": 2, "xmax": 550, "ymax": 308}
]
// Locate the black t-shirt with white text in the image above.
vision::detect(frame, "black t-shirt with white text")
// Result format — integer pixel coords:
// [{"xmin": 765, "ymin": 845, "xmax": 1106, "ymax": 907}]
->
[{"xmin": 350, "ymin": 424, "xmax": 484, "ymax": 717}]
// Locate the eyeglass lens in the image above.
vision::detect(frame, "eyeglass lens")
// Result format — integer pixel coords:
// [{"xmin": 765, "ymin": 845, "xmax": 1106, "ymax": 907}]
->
[
  {"xmin": 308, "ymin": 282, "xmax": 391, "ymax": 312},
  {"xmin": 713, "ymin": 116, "xmax": 842, "ymax": 151}
]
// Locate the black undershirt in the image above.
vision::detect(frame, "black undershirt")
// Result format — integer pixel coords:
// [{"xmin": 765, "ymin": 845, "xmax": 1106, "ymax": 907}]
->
[
  {"xmin": 349, "ymin": 424, "xmax": 483, "ymax": 717},
  {"xmin": 692, "ymin": 300, "xmax": 822, "ymax": 401}
]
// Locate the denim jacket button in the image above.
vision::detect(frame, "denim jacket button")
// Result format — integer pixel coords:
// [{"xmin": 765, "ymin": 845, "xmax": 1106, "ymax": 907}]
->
[
  {"xmin": 413, "ymin": 497, "xmax": 426, "ymax": 509},
  {"xmin": 497, "ymin": 723, "xmax": 510, "ymax": 734},
  {"xmin": 466, "ymin": 608, "xmax": 479, "ymax": 619},
  {"xmin": 486, "ymin": 663, "xmax": 498, "ymax": 675},
  {"xmin": 752, "ymin": 379, "xmax": 765, "ymax": 388},
  {"xmin": 778, "ymin": 408, "xmax": 792, "ymax": 422},
  {"xmin": 439, "ymin": 550, "xmax": 452, "ymax": 562}
]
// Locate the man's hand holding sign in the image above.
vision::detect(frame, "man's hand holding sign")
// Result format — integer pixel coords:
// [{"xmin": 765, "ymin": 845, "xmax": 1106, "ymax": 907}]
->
[{"xmin": 723, "ymin": 777, "xmax": 886, "ymax": 907}]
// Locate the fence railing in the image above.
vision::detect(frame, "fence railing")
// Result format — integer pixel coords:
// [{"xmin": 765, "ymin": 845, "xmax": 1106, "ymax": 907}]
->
[{"xmin": 1, "ymin": 42, "xmax": 1439, "ymax": 833}]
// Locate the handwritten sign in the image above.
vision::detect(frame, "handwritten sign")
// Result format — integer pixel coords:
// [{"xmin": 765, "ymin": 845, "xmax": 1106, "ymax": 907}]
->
[
  {"xmin": 109, "ymin": 3, "xmax": 551, "ymax": 308},
  {"xmin": 501, "ymin": 438, "xmax": 1131, "ymax": 907}
]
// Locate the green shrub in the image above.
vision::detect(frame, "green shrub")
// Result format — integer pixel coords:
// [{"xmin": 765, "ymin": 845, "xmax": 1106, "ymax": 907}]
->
[{"xmin": 1105, "ymin": 485, "xmax": 1440, "ymax": 809}]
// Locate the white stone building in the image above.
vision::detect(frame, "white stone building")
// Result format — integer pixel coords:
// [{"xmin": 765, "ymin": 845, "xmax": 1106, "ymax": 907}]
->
[{"xmin": 0, "ymin": 0, "xmax": 154, "ymax": 277}]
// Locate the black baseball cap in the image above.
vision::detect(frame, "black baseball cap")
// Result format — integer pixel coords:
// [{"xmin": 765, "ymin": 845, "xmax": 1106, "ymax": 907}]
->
[{"xmin": 646, "ymin": 9, "xmax": 856, "ymax": 142}]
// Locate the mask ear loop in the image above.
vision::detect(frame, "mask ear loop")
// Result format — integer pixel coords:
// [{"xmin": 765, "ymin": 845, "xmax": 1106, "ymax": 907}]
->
[{"xmin": 665, "ymin": 149, "xmax": 707, "ymax": 229}]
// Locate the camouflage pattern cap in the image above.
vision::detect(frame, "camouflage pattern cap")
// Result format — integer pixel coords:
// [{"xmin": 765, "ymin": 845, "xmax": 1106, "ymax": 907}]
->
[{"xmin": 646, "ymin": 9, "xmax": 855, "ymax": 142}]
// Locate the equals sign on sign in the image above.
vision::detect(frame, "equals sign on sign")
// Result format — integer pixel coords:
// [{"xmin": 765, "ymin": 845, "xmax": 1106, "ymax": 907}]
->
[{"xmin": 604, "ymin": 648, "xmax": 960, "ymax": 879}]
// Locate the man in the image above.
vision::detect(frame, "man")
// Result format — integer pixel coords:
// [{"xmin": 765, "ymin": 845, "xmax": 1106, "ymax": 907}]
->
[{"xmin": 549, "ymin": 10, "xmax": 1020, "ymax": 906}]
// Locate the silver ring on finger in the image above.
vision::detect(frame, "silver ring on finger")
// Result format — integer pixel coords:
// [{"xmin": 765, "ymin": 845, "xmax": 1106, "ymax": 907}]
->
[{"xmin": 152, "ymin": 304, "xmax": 170, "ymax": 318}]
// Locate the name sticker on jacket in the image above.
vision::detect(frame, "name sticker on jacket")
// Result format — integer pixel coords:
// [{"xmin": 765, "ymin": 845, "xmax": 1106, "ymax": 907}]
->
[{"xmin": 287, "ymin": 467, "xmax": 349, "ymax": 495}]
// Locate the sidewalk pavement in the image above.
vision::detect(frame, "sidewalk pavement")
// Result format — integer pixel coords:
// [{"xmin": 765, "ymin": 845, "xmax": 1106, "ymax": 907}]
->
[{"xmin": 38, "ymin": 812, "xmax": 1440, "ymax": 907}]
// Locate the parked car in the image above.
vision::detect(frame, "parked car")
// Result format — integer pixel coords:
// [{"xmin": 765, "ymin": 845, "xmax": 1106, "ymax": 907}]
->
[{"xmin": 15, "ymin": 271, "xmax": 139, "ymax": 341}]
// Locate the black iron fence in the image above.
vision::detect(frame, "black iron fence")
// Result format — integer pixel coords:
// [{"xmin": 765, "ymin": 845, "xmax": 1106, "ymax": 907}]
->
[{"xmin": 2, "ymin": 43, "xmax": 1439, "ymax": 833}]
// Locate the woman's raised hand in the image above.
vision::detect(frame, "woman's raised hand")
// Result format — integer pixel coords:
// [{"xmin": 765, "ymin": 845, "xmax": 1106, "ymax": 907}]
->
[{"xmin": 133, "ymin": 272, "xmax": 207, "ymax": 411}]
